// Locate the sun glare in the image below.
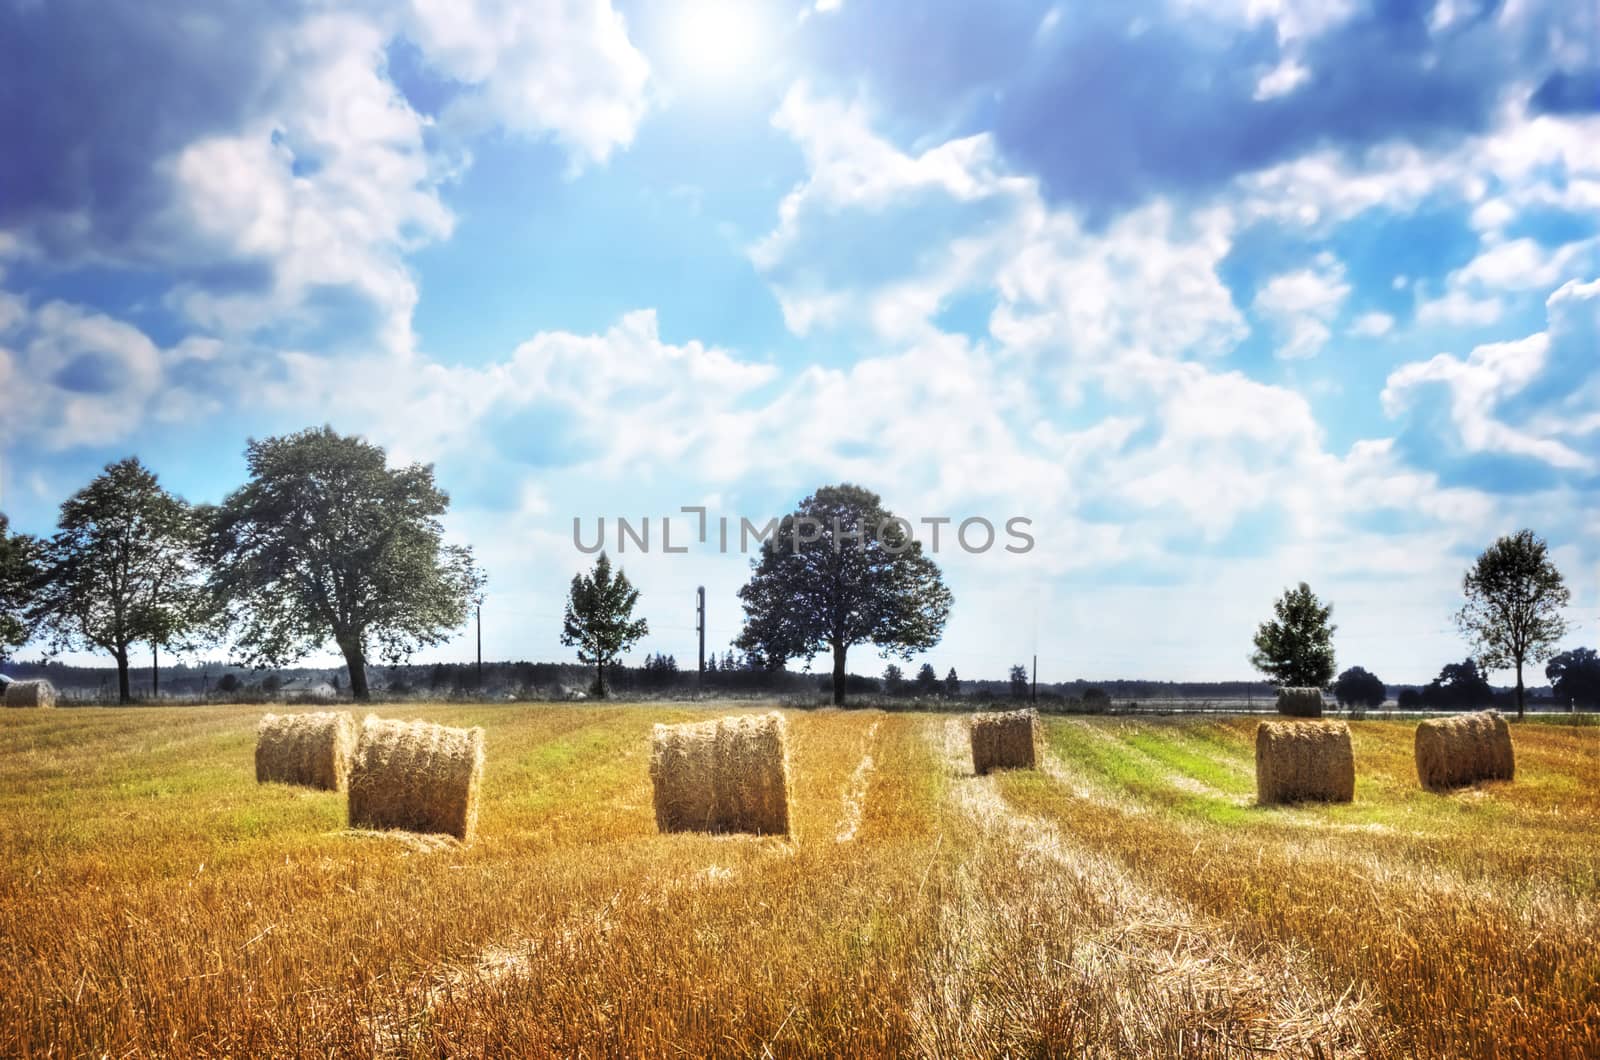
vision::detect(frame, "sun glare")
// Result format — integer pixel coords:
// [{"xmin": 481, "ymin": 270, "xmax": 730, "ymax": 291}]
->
[{"xmin": 672, "ymin": 0, "xmax": 767, "ymax": 82}]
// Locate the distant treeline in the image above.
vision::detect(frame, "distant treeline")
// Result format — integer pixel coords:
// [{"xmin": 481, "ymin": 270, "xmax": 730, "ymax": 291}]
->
[{"xmin": 4, "ymin": 654, "xmax": 1562, "ymax": 706}]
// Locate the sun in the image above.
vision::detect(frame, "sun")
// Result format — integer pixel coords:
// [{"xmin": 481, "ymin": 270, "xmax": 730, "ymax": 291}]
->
[{"xmin": 671, "ymin": 0, "xmax": 767, "ymax": 82}]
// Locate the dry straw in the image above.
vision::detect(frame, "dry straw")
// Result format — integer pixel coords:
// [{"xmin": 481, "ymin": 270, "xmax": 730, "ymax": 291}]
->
[
  {"xmin": 1256, "ymin": 720, "xmax": 1355, "ymax": 804},
  {"xmin": 1275, "ymin": 687, "xmax": 1325, "ymax": 718},
  {"xmin": 3, "ymin": 679, "xmax": 57, "ymax": 708},
  {"xmin": 650, "ymin": 711, "xmax": 792, "ymax": 835},
  {"xmin": 1415, "ymin": 710, "xmax": 1514, "ymax": 791},
  {"xmin": 970, "ymin": 709, "xmax": 1039, "ymax": 775},
  {"xmin": 255, "ymin": 711, "xmax": 357, "ymax": 791},
  {"xmin": 347, "ymin": 715, "xmax": 486, "ymax": 842}
]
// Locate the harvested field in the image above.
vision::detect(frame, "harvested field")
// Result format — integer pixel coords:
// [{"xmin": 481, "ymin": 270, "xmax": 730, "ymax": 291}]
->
[{"xmin": 0, "ymin": 704, "xmax": 1594, "ymax": 1058}]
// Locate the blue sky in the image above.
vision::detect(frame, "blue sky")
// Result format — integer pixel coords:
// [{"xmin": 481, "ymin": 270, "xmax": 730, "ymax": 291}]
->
[{"xmin": 2, "ymin": 0, "xmax": 1597, "ymax": 684}]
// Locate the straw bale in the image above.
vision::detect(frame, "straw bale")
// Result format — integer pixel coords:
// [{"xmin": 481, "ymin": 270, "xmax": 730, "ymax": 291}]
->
[
  {"xmin": 1415, "ymin": 710, "xmax": 1514, "ymax": 791},
  {"xmin": 650, "ymin": 712, "xmax": 791, "ymax": 835},
  {"xmin": 347, "ymin": 715, "xmax": 485, "ymax": 841},
  {"xmin": 970, "ymin": 709, "xmax": 1039, "ymax": 775},
  {"xmin": 1256, "ymin": 720, "xmax": 1355, "ymax": 804},
  {"xmin": 3, "ymin": 679, "xmax": 57, "ymax": 708}
]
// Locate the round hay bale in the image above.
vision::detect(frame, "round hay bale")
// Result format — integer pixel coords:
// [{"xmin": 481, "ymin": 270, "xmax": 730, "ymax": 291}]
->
[
  {"xmin": 347, "ymin": 715, "xmax": 486, "ymax": 842},
  {"xmin": 1415, "ymin": 710, "xmax": 1514, "ymax": 791},
  {"xmin": 3, "ymin": 679, "xmax": 58, "ymax": 708},
  {"xmin": 650, "ymin": 712, "xmax": 791, "ymax": 836},
  {"xmin": 1256, "ymin": 719, "xmax": 1354, "ymax": 804},
  {"xmin": 970, "ymin": 709, "xmax": 1039, "ymax": 775},
  {"xmin": 1275, "ymin": 687, "xmax": 1325, "ymax": 718},
  {"xmin": 255, "ymin": 711, "xmax": 357, "ymax": 791}
]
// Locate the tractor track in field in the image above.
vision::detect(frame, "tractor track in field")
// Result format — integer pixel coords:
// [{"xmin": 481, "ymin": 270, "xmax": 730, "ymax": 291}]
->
[
  {"xmin": 834, "ymin": 719, "xmax": 882, "ymax": 844},
  {"xmin": 930, "ymin": 718, "xmax": 1384, "ymax": 1058}
]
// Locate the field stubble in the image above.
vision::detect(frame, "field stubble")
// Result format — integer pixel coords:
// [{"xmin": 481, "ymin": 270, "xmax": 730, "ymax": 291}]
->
[{"xmin": 0, "ymin": 705, "xmax": 1594, "ymax": 1057}]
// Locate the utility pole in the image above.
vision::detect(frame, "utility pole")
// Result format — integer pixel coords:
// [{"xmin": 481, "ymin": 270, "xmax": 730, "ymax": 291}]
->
[
  {"xmin": 696, "ymin": 586, "xmax": 706, "ymax": 697},
  {"xmin": 1032, "ymin": 653, "xmax": 1038, "ymax": 705},
  {"xmin": 476, "ymin": 602, "xmax": 483, "ymax": 690}
]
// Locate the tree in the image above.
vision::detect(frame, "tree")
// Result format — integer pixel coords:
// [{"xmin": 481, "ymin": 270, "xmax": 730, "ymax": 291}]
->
[
  {"xmin": 1546, "ymin": 648, "xmax": 1600, "ymax": 712},
  {"xmin": 561, "ymin": 552, "xmax": 647, "ymax": 698},
  {"xmin": 883, "ymin": 663, "xmax": 905, "ymax": 694},
  {"xmin": 735, "ymin": 484, "xmax": 952, "ymax": 706},
  {"xmin": 1396, "ymin": 688, "xmax": 1422, "ymax": 710},
  {"xmin": 1421, "ymin": 658, "xmax": 1494, "ymax": 711},
  {"xmin": 915, "ymin": 662, "xmax": 939, "ymax": 693},
  {"xmin": 1456, "ymin": 529, "xmax": 1570, "ymax": 719},
  {"xmin": 944, "ymin": 667, "xmax": 960, "ymax": 696},
  {"xmin": 30, "ymin": 459, "xmax": 204, "ymax": 703},
  {"xmin": 1009, "ymin": 664, "xmax": 1029, "ymax": 699},
  {"xmin": 1333, "ymin": 666, "xmax": 1386, "ymax": 709},
  {"xmin": 1250, "ymin": 582, "xmax": 1336, "ymax": 688},
  {"xmin": 208, "ymin": 427, "xmax": 478, "ymax": 701},
  {"xmin": 0, "ymin": 514, "xmax": 40, "ymax": 663}
]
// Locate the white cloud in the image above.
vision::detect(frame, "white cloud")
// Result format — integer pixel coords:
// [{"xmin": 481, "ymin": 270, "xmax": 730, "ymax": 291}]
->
[
  {"xmin": 262, "ymin": 309, "xmax": 779, "ymax": 474},
  {"xmin": 1252, "ymin": 253, "xmax": 1350, "ymax": 359},
  {"xmin": 755, "ymin": 85, "xmax": 1247, "ymax": 366},
  {"xmin": 1415, "ymin": 290, "xmax": 1506, "ymax": 327},
  {"xmin": 0, "ymin": 295, "xmax": 172, "ymax": 449},
  {"xmin": 1383, "ymin": 278, "xmax": 1600, "ymax": 470},
  {"xmin": 1254, "ymin": 57, "xmax": 1310, "ymax": 100},
  {"xmin": 405, "ymin": 0, "xmax": 649, "ymax": 165},
  {"xmin": 1349, "ymin": 311, "xmax": 1394, "ymax": 337},
  {"xmin": 1449, "ymin": 236, "xmax": 1594, "ymax": 292},
  {"xmin": 161, "ymin": 14, "xmax": 451, "ymax": 355}
]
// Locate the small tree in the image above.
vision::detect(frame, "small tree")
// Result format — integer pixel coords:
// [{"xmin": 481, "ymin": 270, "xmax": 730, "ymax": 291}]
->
[
  {"xmin": 883, "ymin": 663, "xmax": 905, "ymax": 694},
  {"xmin": 1456, "ymin": 529, "xmax": 1570, "ymax": 719},
  {"xmin": 1009, "ymin": 664, "xmax": 1029, "ymax": 699},
  {"xmin": 1421, "ymin": 658, "xmax": 1495, "ymax": 710},
  {"xmin": 1250, "ymin": 582, "xmax": 1336, "ymax": 688},
  {"xmin": 1545, "ymin": 647, "xmax": 1600, "ymax": 712},
  {"xmin": 561, "ymin": 552, "xmax": 647, "ymax": 698},
  {"xmin": 915, "ymin": 662, "xmax": 939, "ymax": 694},
  {"xmin": 944, "ymin": 667, "xmax": 960, "ymax": 696},
  {"xmin": 208, "ymin": 427, "xmax": 478, "ymax": 701},
  {"xmin": 1333, "ymin": 666, "xmax": 1386, "ymax": 710},
  {"xmin": 0, "ymin": 515, "xmax": 40, "ymax": 663},
  {"xmin": 30, "ymin": 458, "xmax": 206, "ymax": 703}
]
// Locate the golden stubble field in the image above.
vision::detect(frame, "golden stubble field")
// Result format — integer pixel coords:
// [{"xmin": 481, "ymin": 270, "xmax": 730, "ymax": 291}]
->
[{"xmin": 0, "ymin": 704, "xmax": 1595, "ymax": 1058}]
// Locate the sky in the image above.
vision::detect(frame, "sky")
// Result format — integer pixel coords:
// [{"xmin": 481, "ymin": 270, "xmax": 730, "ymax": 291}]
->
[{"xmin": 1, "ymin": 0, "xmax": 1597, "ymax": 685}]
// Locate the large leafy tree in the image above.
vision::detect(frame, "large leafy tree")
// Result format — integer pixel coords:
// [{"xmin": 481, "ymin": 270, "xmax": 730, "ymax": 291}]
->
[
  {"xmin": 0, "ymin": 514, "xmax": 40, "ymax": 663},
  {"xmin": 1333, "ymin": 665, "xmax": 1386, "ymax": 709},
  {"xmin": 1250, "ymin": 582, "xmax": 1336, "ymax": 688},
  {"xmin": 735, "ymin": 484, "xmax": 952, "ymax": 706},
  {"xmin": 30, "ymin": 459, "xmax": 205, "ymax": 703},
  {"xmin": 208, "ymin": 427, "xmax": 478, "ymax": 701},
  {"xmin": 1455, "ymin": 529, "xmax": 1570, "ymax": 720},
  {"xmin": 560, "ymin": 552, "xmax": 647, "ymax": 697},
  {"xmin": 1546, "ymin": 648, "xmax": 1600, "ymax": 712}
]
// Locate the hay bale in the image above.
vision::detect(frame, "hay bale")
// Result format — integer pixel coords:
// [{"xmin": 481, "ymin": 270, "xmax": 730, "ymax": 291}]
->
[
  {"xmin": 3, "ymin": 679, "xmax": 58, "ymax": 708},
  {"xmin": 347, "ymin": 715, "xmax": 485, "ymax": 841},
  {"xmin": 1275, "ymin": 687, "xmax": 1325, "ymax": 717},
  {"xmin": 1415, "ymin": 710, "xmax": 1514, "ymax": 791},
  {"xmin": 255, "ymin": 711, "xmax": 357, "ymax": 791},
  {"xmin": 970, "ymin": 709, "xmax": 1039, "ymax": 775},
  {"xmin": 1256, "ymin": 720, "xmax": 1354, "ymax": 804},
  {"xmin": 650, "ymin": 712, "xmax": 791, "ymax": 835}
]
